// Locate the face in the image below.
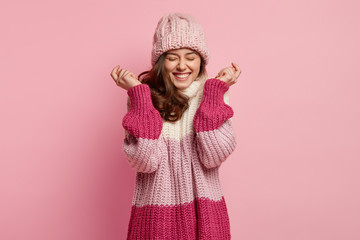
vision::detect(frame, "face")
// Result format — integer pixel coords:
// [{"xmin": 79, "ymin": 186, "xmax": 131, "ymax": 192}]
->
[{"xmin": 162, "ymin": 48, "xmax": 201, "ymax": 90}]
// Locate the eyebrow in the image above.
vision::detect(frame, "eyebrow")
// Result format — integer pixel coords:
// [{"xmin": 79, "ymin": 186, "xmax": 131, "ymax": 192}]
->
[{"xmin": 166, "ymin": 51, "xmax": 197, "ymax": 56}]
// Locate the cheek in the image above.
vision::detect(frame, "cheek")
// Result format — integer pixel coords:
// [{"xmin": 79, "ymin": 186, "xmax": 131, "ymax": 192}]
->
[
  {"xmin": 190, "ymin": 61, "xmax": 201, "ymax": 73},
  {"xmin": 162, "ymin": 66, "xmax": 174, "ymax": 80},
  {"xmin": 162, "ymin": 65, "xmax": 172, "ymax": 75},
  {"xmin": 164, "ymin": 61, "xmax": 176, "ymax": 71}
]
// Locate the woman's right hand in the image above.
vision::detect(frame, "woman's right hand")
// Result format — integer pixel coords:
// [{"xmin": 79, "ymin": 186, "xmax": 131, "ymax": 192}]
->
[{"xmin": 110, "ymin": 65, "xmax": 142, "ymax": 91}]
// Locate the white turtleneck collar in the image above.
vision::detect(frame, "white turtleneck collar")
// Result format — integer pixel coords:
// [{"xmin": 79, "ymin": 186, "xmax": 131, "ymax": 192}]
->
[{"xmin": 178, "ymin": 75, "xmax": 207, "ymax": 99}]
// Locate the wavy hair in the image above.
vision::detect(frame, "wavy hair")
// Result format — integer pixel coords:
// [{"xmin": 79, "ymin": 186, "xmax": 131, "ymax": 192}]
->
[{"xmin": 138, "ymin": 52, "xmax": 207, "ymax": 122}]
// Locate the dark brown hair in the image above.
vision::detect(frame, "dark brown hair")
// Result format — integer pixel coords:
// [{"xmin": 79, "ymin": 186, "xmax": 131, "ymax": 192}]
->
[{"xmin": 138, "ymin": 52, "xmax": 207, "ymax": 122}]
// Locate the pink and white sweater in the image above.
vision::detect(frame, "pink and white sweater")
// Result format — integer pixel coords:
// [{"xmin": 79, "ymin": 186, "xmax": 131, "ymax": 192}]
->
[{"xmin": 122, "ymin": 76, "xmax": 237, "ymax": 240}]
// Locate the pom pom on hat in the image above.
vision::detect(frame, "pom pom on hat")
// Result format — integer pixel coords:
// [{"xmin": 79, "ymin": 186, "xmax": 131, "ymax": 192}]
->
[{"xmin": 151, "ymin": 12, "xmax": 210, "ymax": 66}]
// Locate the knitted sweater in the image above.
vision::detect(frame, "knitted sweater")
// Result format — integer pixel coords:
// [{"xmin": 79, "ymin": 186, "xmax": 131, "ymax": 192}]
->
[{"xmin": 122, "ymin": 76, "xmax": 237, "ymax": 240}]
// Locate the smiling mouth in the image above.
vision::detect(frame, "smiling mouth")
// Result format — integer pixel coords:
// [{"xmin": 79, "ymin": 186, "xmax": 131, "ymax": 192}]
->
[{"xmin": 173, "ymin": 73, "xmax": 191, "ymax": 80}]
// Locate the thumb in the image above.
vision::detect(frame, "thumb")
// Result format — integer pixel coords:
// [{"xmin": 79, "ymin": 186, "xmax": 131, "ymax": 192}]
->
[{"xmin": 231, "ymin": 62, "xmax": 237, "ymax": 71}]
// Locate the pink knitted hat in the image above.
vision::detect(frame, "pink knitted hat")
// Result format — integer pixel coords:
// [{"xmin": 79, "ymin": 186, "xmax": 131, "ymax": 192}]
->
[{"xmin": 151, "ymin": 12, "xmax": 210, "ymax": 66}]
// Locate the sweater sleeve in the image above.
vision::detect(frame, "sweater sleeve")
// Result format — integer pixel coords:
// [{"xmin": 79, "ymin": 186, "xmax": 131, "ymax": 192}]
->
[
  {"xmin": 122, "ymin": 84, "xmax": 163, "ymax": 173},
  {"xmin": 193, "ymin": 78, "xmax": 237, "ymax": 168}
]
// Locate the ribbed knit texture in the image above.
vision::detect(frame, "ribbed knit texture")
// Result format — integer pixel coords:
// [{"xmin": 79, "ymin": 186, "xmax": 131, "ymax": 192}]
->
[
  {"xmin": 122, "ymin": 76, "xmax": 236, "ymax": 239},
  {"xmin": 193, "ymin": 78, "xmax": 234, "ymax": 132},
  {"xmin": 122, "ymin": 84, "xmax": 163, "ymax": 139},
  {"xmin": 151, "ymin": 12, "xmax": 209, "ymax": 66}
]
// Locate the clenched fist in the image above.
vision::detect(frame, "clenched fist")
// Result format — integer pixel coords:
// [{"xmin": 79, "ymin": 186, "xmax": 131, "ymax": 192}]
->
[
  {"xmin": 215, "ymin": 62, "xmax": 242, "ymax": 87},
  {"xmin": 110, "ymin": 65, "xmax": 142, "ymax": 91}
]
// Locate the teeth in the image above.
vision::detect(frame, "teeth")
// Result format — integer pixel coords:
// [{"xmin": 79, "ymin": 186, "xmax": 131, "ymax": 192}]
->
[{"xmin": 174, "ymin": 73, "xmax": 191, "ymax": 78}]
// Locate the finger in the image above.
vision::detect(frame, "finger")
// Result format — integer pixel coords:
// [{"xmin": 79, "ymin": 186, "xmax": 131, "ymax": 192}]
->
[
  {"xmin": 112, "ymin": 65, "xmax": 120, "ymax": 72},
  {"xmin": 224, "ymin": 68, "xmax": 234, "ymax": 78},
  {"xmin": 232, "ymin": 62, "xmax": 241, "ymax": 73},
  {"xmin": 119, "ymin": 69, "xmax": 128, "ymax": 78},
  {"xmin": 231, "ymin": 62, "xmax": 237, "ymax": 70},
  {"xmin": 234, "ymin": 69, "xmax": 241, "ymax": 79},
  {"xmin": 111, "ymin": 65, "xmax": 120, "ymax": 79},
  {"xmin": 117, "ymin": 69, "xmax": 123, "ymax": 79},
  {"xmin": 111, "ymin": 73, "xmax": 118, "ymax": 82},
  {"xmin": 226, "ymin": 66, "xmax": 235, "ymax": 74},
  {"xmin": 231, "ymin": 63, "xmax": 241, "ymax": 78},
  {"xmin": 123, "ymin": 70, "xmax": 132, "ymax": 79}
]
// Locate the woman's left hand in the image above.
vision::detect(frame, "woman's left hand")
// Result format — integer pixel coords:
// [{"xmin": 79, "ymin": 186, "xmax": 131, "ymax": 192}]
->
[{"xmin": 215, "ymin": 62, "xmax": 242, "ymax": 86}]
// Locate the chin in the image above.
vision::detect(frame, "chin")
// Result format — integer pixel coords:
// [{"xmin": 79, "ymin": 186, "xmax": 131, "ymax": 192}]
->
[{"xmin": 174, "ymin": 81, "xmax": 192, "ymax": 90}]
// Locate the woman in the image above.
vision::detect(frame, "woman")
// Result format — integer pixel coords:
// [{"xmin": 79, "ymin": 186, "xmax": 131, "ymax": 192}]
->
[{"xmin": 110, "ymin": 12, "xmax": 241, "ymax": 240}]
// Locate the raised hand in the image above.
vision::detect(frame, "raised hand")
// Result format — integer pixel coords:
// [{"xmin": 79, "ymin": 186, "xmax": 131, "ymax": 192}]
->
[
  {"xmin": 215, "ymin": 62, "xmax": 242, "ymax": 86},
  {"xmin": 110, "ymin": 65, "xmax": 142, "ymax": 90}
]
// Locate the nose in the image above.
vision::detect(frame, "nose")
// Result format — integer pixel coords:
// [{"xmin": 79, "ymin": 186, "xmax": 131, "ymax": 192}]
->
[{"xmin": 177, "ymin": 59, "xmax": 186, "ymax": 71}]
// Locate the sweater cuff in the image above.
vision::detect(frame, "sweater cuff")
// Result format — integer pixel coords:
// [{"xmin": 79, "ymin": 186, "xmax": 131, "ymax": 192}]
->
[
  {"xmin": 202, "ymin": 78, "xmax": 229, "ymax": 106},
  {"xmin": 123, "ymin": 84, "xmax": 163, "ymax": 139},
  {"xmin": 127, "ymin": 84, "xmax": 154, "ymax": 113},
  {"xmin": 193, "ymin": 78, "xmax": 233, "ymax": 132}
]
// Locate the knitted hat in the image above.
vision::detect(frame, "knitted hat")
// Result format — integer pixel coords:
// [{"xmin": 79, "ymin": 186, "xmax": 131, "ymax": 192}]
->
[{"xmin": 151, "ymin": 12, "xmax": 210, "ymax": 66}]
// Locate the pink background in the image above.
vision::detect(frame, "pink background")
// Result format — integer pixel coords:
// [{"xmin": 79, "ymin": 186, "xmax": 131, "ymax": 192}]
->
[{"xmin": 1, "ymin": 0, "xmax": 359, "ymax": 239}]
